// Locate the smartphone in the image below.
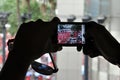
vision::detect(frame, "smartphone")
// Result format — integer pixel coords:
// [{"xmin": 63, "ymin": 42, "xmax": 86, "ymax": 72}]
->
[{"xmin": 57, "ymin": 22, "xmax": 85, "ymax": 46}]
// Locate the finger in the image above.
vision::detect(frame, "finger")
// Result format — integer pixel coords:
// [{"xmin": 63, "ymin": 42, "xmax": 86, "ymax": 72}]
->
[
  {"xmin": 35, "ymin": 19, "xmax": 44, "ymax": 24},
  {"xmin": 7, "ymin": 39, "xmax": 14, "ymax": 51},
  {"xmin": 77, "ymin": 45, "xmax": 82, "ymax": 51},
  {"xmin": 7, "ymin": 39, "xmax": 14, "ymax": 46},
  {"xmin": 50, "ymin": 17, "xmax": 60, "ymax": 32},
  {"xmin": 57, "ymin": 46, "xmax": 63, "ymax": 51},
  {"xmin": 51, "ymin": 17, "xmax": 61, "ymax": 23},
  {"xmin": 83, "ymin": 37, "xmax": 102, "ymax": 58},
  {"xmin": 50, "ymin": 17, "xmax": 62, "ymax": 52},
  {"xmin": 83, "ymin": 45, "xmax": 101, "ymax": 58}
]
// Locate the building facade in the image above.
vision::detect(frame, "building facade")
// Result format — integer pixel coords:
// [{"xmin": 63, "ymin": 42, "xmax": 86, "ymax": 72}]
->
[{"xmin": 56, "ymin": 0, "xmax": 120, "ymax": 80}]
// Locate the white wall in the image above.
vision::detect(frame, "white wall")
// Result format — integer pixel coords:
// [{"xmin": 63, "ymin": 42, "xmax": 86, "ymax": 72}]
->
[
  {"xmin": 108, "ymin": 0, "xmax": 120, "ymax": 79},
  {"xmin": 56, "ymin": 0, "xmax": 84, "ymax": 21},
  {"xmin": 110, "ymin": 0, "xmax": 120, "ymax": 41},
  {"xmin": 56, "ymin": 0, "xmax": 84, "ymax": 80}
]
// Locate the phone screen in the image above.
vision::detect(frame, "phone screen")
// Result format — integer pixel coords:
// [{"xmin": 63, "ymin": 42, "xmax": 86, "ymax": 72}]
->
[{"xmin": 57, "ymin": 22, "xmax": 85, "ymax": 46}]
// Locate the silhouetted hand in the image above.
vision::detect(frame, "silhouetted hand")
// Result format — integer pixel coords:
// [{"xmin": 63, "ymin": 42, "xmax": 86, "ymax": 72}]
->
[
  {"xmin": 12, "ymin": 17, "xmax": 61, "ymax": 62},
  {"xmin": 83, "ymin": 22, "xmax": 103, "ymax": 58},
  {"xmin": 83, "ymin": 21, "xmax": 120, "ymax": 65},
  {"xmin": 0, "ymin": 17, "xmax": 62, "ymax": 80}
]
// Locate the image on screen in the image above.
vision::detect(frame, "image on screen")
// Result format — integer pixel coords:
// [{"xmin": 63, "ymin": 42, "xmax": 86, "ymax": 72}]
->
[{"xmin": 57, "ymin": 24, "xmax": 82, "ymax": 45}]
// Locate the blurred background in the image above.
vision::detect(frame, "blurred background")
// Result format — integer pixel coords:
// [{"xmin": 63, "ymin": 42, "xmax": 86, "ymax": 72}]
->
[{"xmin": 0, "ymin": 0, "xmax": 120, "ymax": 80}]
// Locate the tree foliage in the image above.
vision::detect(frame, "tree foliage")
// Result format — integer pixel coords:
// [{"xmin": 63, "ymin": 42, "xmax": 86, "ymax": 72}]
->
[{"xmin": 0, "ymin": 0, "xmax": 56, "ymax": 35}]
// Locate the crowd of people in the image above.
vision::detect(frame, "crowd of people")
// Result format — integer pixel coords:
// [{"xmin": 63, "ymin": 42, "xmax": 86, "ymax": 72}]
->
[{"xmin": 58, "ymin": 30, "xmax": 82, "ymax": 44}]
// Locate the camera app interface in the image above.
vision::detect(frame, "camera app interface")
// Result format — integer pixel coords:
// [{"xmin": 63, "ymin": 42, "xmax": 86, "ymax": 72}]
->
[{"xmin": 57, "ymin": 23, "xmax": 83, "ymax": 45}]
